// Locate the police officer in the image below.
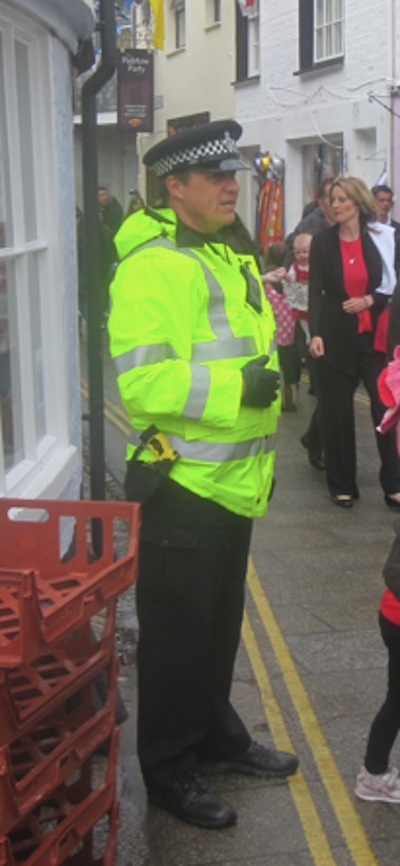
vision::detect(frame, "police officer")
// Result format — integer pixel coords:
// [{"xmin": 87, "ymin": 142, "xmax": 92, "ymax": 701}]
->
[{"xmin": 108, "ymin": 119, "xmax": 299, "ymax": 829}]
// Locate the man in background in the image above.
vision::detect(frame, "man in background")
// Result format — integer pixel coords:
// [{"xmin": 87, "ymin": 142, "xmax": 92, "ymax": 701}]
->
[
  {"xmin": 371, "ymin": 184, "xmax": 400, "ymax": 275},
  {"xmin": 98, "ymin": 185, "xmax": 123, "ymax": 237},
  {"xmin": 285, "ymin": 176, "xmax": 335, "ymax": 256}
]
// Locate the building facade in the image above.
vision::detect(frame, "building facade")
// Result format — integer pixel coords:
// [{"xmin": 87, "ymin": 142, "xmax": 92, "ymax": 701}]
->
[
  {"xmin": 74, "ymin": 0, "xmax": 236, "ymax": 213},
  {"xmin": 235, "ymin": 0, "xmax": 400, "ymax": 234},
  {"xmin": 0, "ymin": 0, "xmax": 94, "ymax": 500},
  {"xmin": 75, "ymin": 2, "xmax": 400, "ymax": 245}
]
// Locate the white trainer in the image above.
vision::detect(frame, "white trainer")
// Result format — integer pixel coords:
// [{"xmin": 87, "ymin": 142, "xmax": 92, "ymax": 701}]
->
[{"xmin": 355, "ymin": 766, "xmax": 400, "ymax": 803}]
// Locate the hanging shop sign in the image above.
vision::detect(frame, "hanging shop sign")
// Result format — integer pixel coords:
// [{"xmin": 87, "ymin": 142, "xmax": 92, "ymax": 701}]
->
[
  {"xmin": 167, "ymin": 111, "xmax": 210, "ymax": 137},
  {"xmin": 118, "ymin": 48, "xmax": 154, "ymax": 132}
]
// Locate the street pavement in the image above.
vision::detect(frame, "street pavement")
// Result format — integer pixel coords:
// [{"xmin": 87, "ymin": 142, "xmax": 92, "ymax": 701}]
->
[{"xmin": 81, "ymin": 333, "xmax": 400, "ymax": 866}]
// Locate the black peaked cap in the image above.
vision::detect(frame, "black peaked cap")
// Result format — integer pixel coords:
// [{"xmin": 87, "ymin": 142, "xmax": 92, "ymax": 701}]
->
[{"xmin": 143, "ymin": 119, "xmax": 247, "ymax": 177}]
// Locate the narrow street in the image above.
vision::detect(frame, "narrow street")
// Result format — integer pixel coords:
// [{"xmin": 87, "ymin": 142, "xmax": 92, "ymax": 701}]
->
[{"xmin": 81, "ymin": 331, "xmax": 400, "ymax": 866}]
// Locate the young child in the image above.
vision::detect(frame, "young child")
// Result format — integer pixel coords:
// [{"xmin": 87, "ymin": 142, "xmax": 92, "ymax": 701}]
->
[
  {"xmin": 261, "ymin": 243, "xmax": 298, "ymax": 412},
  {"xmin": 282, "ymin": 233, "xmax": 312, "ymax": 347},
  {"xmin": 355, "ymin": 348, "xmax": 400, "ymax": 802}
]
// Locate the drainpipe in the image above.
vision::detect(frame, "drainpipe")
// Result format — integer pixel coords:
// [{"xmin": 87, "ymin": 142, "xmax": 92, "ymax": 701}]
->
[
  {"xmin": 389, "ymin": 0, "xmax": 395, "ymax": 190},
  {"xmin": 390, "ymin": 0, "xmax": 398, "ymax": 208},
  {"xmin": 81, "ymin": 0, "xmax": 117, "ymax": 516}
]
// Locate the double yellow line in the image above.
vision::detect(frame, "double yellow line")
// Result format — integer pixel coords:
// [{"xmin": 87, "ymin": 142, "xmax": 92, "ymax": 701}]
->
[
  {"xmin": 80, "ymin": 379, "xmax": 131, "ymax": 436},
  {"xmin": 244, "ymin": 558, "xmax": 379, "ymax": 866}
]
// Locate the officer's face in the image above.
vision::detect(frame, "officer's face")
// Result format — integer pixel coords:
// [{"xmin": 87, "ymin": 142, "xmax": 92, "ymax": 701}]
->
[{"xmin": 166, "ymin": 170, "xmax": 240, "ymax": 233}]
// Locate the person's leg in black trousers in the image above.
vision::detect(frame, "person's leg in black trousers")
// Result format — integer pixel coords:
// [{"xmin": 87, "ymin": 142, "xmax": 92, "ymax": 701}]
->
[
  {"xmin": 135, "ymin": 482, "xmax": 252, "ymax": 794},
  {"xmin": 316, "ymin": 358, "xmax": 359, "ymax": 498},
  {"xmin": 358, "ymin": 348, "xmax": 400, "ymax": 496},
  {"xmin": 278, "ymin": 343, "xmax": 300, "ymax": 411},
  {"xmin": 356, "ymin": 612, "xmax": 400, "ymax": 802},
  {"xmin": 364, "ymin": 614, "xmax": 400, "ymax": 775},
  {"xmin": 300, "ymin": 356, "xmax": 324, "ymax": 468}
]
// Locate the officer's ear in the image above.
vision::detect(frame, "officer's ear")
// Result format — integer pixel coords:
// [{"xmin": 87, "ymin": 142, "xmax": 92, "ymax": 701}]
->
[{"xmin": 164, "ymin": 171, "xmax": 191, "ymax": 203}]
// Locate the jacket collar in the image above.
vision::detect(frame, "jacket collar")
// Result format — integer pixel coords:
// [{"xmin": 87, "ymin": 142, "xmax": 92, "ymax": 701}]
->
[{"xmin": 175, "ymin": 219, "xmax": 222, "ymax": 248}]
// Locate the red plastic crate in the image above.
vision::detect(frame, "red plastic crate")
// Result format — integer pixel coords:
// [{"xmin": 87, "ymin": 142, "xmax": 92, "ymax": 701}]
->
[
  {"xmin": 0, "ymin": 731, "xmax": 118, "ymax": 866},
  {"xmin": 0, "ymin": 800, "xmax": 119, "ymax": 866},
  {"xmin": 0, "ymin": 606, "xmax": 116, "ymax": 747},
  {"xmin": 66, "ymin": 798, "xmax": 120, "ymax": 866},
  {"xmin": 0, "ymin": 651, "xmax": 119, "ymax": 835},
  {"xmin": 0, "ymin": 499, "xmax": 140, "ymax": 667}
]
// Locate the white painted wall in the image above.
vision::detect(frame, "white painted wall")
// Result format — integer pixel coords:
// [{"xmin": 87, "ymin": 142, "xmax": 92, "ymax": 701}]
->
[{"xmin": 235, "ymin": 0, "xmax": 398, "ymax": 233}]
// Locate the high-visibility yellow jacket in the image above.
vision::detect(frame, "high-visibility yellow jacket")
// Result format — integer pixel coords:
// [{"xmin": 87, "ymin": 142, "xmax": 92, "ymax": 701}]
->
[{"xmin": 108, "ymin": 207, "xmax": 280, "ymax": 518}]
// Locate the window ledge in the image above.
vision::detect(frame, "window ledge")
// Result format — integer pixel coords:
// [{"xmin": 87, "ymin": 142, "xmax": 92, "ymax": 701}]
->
[
  {"xmin": 165, "ymin": 47, "xmax": 186, "ymax": 58},
  {"xmin": 5, "ymin": 444, "xmax": 79, "ymax": 499},
  {"xmin": 233, "ymin": 74, "xmax": 260, "ymax": 88},
  {"xmin": 294, "ymin": 56, "xmax": 343, "ymax": 76},
  {"xmin": 204, "ymin": 22, "xmax": 221, "ymax": 32}
]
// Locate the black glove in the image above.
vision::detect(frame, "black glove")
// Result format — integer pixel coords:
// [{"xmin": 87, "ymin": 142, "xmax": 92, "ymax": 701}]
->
[{"xmin": 241, "ymin": 355, "xmax": 280, "ymax": 408}]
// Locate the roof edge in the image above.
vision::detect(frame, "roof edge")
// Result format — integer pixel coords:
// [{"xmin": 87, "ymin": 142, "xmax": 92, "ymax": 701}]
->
[{"xmin": 6, "ymin": 0, "xmax": 95, "ymax": 56}]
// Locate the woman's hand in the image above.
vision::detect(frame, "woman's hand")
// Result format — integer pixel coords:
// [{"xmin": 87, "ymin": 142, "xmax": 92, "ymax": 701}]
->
[
  {"xmin": 342, "ymin": 295, "xmax": 373, "ymax": 314},
  {"xmin": 308, "ymin": 337, "xmax": 325, "ymax": 358},
  {"xmin": 309, "ymin": 336, "xmax": 325, "ymax": 358}
]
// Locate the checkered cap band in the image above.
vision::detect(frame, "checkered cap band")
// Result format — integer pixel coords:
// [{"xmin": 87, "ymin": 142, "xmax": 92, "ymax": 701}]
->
[{"xmin": 153, "ymin": 133, "xmax": 239, "ymax": 177}]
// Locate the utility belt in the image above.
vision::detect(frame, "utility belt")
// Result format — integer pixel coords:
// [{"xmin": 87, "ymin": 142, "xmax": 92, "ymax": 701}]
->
[{"xmin": 124, "ymin": 425, "xmax": 179, "ymax": 503}]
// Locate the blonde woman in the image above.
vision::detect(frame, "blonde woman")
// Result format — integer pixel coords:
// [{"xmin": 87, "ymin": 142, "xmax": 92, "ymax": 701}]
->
[{"xmin": 309, "ymin": 176, "xmax": 400, "ymax": 508}]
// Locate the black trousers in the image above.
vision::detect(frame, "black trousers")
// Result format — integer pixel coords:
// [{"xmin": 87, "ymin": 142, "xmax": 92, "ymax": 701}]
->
[
  {"xmin": 278, "ymin": 344, "xmax": 301, "ymax": 386},
  {"xmin": 302, "ymin": 357, "xmax": 324, "ymax": 460},
  {"xmin": 316, "ymin": 342, "xmax": 400, "ymax": 497},
  {"xmin": 134, "ymin": 477, "xmax": 252, "ymax": 793},
  {"xmin": 365, "ymin": 613, "xmax": 400, "ymax": 775}
]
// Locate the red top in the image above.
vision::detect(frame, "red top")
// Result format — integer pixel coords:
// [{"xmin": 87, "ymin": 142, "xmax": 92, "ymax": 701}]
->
[
  {"xmin": 292, "ymin": 261, "xmax": 309, "ymax": 283},
  {"xmin": 380, "ymin": 589, "xmax": 400, "ymax": 625},
  {"xmin": 340, "ymin": 237, "xmax": 371, "ymax": 334}
]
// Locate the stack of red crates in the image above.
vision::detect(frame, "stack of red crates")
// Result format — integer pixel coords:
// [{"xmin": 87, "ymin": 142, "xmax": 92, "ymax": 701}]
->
[{"xmin": 0, "ymin": 498, "xmax": 140, "ymax": 866}]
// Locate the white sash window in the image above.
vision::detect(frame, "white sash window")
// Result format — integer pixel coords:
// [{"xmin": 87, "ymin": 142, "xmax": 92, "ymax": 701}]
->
[
  {"xmin": 314, "ymin": 0, "xmax": 344, "ymax": 63},
  {"xmin": 0, "ymin": 3, "xmax": 78, "ymax": 497}
]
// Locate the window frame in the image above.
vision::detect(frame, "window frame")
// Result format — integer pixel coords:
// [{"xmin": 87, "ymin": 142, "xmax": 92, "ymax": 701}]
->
[
  {"xmin": 175, "ymin": 6, "xmax": 185, "ymax": 48},
  {"xmin": 314, "ymin": 0, "xmax": 343, "ymax": 63},
  {"xmin": 0, "ymin": 5, "xmax": 72, "ymax": 496},
  {"xmin": 205, "ymin": 0, "xmax": 221, "ymax": 27},
  {"xmin": 214, "ymin": 0, "xmax": 221, "ymax": 23},
  {"xmin": 235, "ymin": 0, "xmax": 260, "ymax": 83},
  {"xmin": 247, "ymin": 3, "xmax": 260, "ymax": 78},
  {"xmin": 169, "ymin": 0, "xmax": 185, "ymax": 49},
  {"xmin": 298, "ymin": 0, "xmax": 344, "ymax": 74}
]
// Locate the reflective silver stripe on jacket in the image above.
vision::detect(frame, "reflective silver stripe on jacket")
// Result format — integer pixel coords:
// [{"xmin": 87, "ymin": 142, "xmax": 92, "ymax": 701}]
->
[
  {"xmin": 114, "ymin": 341, "xmax": 179, "ymax": 374},
  {"xmin": 183, "ymin": 365, "xmax": 211, "ymax": 419},
  {"xmin": 130, "ymin": 430, "xmax": 275, "ymax": 463},
  {"xmin": 192, "ymin": 335, "xmax": 257, "ymax": 362},
  {"xmin": 269, "ymin": 337, "xmax": 277, "ymax": 356}
]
